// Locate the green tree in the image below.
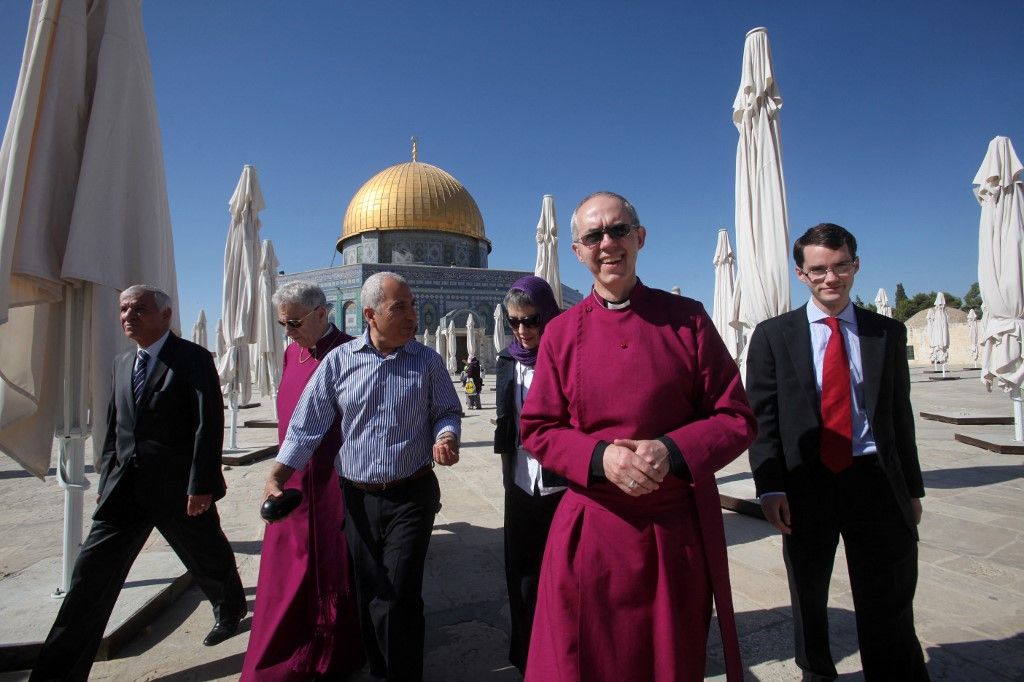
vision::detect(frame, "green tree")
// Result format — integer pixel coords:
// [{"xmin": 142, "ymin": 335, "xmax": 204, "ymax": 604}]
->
[
  {"xmin": 894, "ymin": 282, "xmax": 908, "ymax": 304},
  {"xmin": 962, "ymin": 282, "xmax": 982, "ymax": 317},
  {"xmin": 853, "ymin": 295, "xmax": 876, "ymax": 312}
]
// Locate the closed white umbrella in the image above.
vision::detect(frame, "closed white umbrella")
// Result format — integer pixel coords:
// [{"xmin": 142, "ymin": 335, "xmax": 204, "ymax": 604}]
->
[
  {"xmin": 0, "ymin": 0, "xmax": 178, "ymax": 593},
  {"xmin": 218, "ymin": 165, "xmax": 263, "ymax": 449},
  {"xmin": 493, "ymin": 303, "xmax": 508, "ymax": 353},
  {"xmin": 534, "ymin": 195, "xmax": 564, "ymax": 309},
  {"xmin": 925, "ymin": 308, "xmax": 937, "ymax": 363},
  {"xmin": 712, "ymin": 229, "xmax": 740, "ymax": 360},
  {"xmin": 466, "ymin": 313, "xmax": 477, "ymax": 360},
  {"xmin": 192, "ymin": 310, "xmax": 208, "ymax": 349},
  {"xmin": 973, "ymin": 135, "xmax": 1024, "ymax": 440},
  {"xmin": 875, "ymin": 288, "xmax": 893, "ymax": 318},
  {"xmin": 435, "ymin": 323, "xmax": 445, "ymax": 358},
  {"xmin": 254, "ymin": 239, "xmax": 282, "ymax": 413},
  {"xmin": 931, "ymin": 293, "xmax": 951, "ymax": 371},
  {"xmin": 215, "ymin": 318, "xmax": 227, "ymax": 358},
  {"xmin": 445, "ymin": 319, "xmax": 457, "ymax": 373},
  {"xmin": 423, "ymin": 327, "xmax": 433, "ymax": 350},
  {"xmin": 730, "ymin": 27, "xmax": 791, "ymax": 370},
  {"xmin": 967, "ymin": 309, "xmax": 979, "ymax": 367}
]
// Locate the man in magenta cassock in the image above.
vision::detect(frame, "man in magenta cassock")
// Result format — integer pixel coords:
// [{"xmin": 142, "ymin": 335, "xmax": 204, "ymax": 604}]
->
[{"xmin": 520, "ymin": 191, "xmax": 756, "ymax": 681}]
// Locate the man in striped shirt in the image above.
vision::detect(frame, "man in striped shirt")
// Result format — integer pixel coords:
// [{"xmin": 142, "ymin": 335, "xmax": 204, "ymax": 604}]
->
[{"xmin": 264, "ymin": 271, "xmax": 461, "ymax": 681}]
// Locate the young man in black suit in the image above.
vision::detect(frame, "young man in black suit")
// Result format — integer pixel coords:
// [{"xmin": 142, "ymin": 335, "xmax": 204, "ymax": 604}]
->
[
  {"xmin": 31, "ymin": 285, "xmax": 245, "ymax": 681},
  {"xmin": 746, "ymin": 224, "xmax": 928, "ymax": 681}
]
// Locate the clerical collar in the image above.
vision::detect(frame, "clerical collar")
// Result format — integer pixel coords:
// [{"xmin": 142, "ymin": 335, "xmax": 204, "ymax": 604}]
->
[
  {"xmin": 309, "ymin": 324, "xmax": 341, "ymax": 359},
  {"xmin": 601, "ymin": 297, "xmax": 632, "ymax": 310}
]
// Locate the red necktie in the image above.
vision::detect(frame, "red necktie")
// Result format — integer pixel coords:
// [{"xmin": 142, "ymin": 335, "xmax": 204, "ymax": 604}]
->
[{"xmin": 820, "ymin": 317, "xmax": 853, "ymax": 473}]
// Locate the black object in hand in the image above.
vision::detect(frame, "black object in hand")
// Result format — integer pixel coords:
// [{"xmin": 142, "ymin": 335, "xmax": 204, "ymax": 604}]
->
[{"xmin": 260, "ymin": 488, "xmax": 303, "ymax": 521}]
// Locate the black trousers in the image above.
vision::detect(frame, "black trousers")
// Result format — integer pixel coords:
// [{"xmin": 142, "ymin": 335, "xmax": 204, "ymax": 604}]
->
[
  {"xmin": 502, "ymin": 481, "xmax": 563, "ymax": 674},
  {"xmin": 342, "ymin": 472, "xmax": 440, "ymax": 682},
  {"xmin": 783, "ymin": 457, "xmax": 928, "ymax": 681},
  {"xmin": 30, "ymin": 466, "xmax": 244, "ymax": 682}
]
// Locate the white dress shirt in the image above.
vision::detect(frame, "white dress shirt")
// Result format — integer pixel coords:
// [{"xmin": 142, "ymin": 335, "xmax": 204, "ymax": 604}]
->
[{"xmin": 512, "ymin": 361, "xmax": 565, "ymax": 496}]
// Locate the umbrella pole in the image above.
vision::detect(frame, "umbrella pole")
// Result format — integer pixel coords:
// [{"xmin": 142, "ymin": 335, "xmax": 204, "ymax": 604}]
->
[
  {"xmin": 228, "ymin": 391, "xmax": 239, "ymax": 449},
  {"xmin": 55, "ymin": 437, "xmax": 87, "ymax": 596},
  {"xmin": 1012, "ymin": 388, "xmax": 1023, "ymax": 442},
  {"xmin": 54, "ymin": 284, "xmax": 91, "ymax": 596}
]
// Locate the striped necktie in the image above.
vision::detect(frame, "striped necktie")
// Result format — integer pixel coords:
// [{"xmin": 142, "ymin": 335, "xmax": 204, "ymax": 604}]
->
[{"xmin": 132, "ymin": 349, "xmax": 150, "ymax": 403}]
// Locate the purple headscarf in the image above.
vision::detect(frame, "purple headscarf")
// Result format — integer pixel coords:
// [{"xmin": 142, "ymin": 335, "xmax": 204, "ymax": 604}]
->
[{"xmin": 505, "ymin": 275, "xmax": 560, "ymax": 367}]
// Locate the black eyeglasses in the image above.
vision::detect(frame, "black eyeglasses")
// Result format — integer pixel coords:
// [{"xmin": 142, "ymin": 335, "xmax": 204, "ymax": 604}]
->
[
  {"xmin": 506, "ymin": 314, "xmax": 541, "ymax": 330},
  {"xmin": 277, "ymin": 306, "xmax": 320, "ymax": 329},
  {"xmin": 575, "ymin": 223, "xmax": 638, "ymax": 248}
]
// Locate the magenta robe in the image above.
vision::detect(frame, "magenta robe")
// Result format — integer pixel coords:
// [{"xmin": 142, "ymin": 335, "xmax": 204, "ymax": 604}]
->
[
  {"xmin": 520, "ymin": 284, "xmax": 755, "ymax": 682},
  {"xmin": 241, "ymin": 327, "xmax": 365, "ymax": 681}
]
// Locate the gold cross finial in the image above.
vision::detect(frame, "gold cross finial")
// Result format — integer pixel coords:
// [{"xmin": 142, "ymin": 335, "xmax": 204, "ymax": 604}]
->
[{"xmin": 411, "ymin": 136, "xmax": 419, "ymax": 162}]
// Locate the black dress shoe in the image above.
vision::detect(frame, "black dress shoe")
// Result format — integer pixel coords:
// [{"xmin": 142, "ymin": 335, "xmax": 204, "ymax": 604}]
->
[{"xmin": 203, "ymin": 616, "xmax": 241, "ymax": 646}]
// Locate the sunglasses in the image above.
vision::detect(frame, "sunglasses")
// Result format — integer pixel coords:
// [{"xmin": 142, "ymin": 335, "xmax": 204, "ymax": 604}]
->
[
  {"xmin": 575, "ymin": 223, "xmax": 637, "ymax": 248},
  {"xmin": 277, "ymin": 306, "xmax": 320, "ymax": 329},
  {"xmin": 506, "ymin": 314, "xmax": 541, "ymax": 330}
]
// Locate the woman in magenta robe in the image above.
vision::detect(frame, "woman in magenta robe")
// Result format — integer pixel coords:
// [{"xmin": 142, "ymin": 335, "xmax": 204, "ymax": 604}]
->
[
  {"xmin": 242, "ymin": 283, "xmax": 364, "ymax": 681},
  {"xmin": 520, "ymin": 192, "xmax": 756, "ymax": 681}
]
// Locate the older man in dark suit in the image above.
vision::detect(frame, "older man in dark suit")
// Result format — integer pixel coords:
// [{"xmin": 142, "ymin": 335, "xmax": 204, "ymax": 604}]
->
[
  {"xmin": 31, "ymin": 285, "xmax": 245, "ymax": 682},
  {"xmin": 746, "ymin": 224, "xmax": 928, "ymax": 681}
]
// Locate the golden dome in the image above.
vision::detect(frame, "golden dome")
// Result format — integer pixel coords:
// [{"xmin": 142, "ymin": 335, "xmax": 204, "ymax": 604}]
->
[{"xmin": 339, "ymin": 159, "xmax": 487, "ymax": 248}]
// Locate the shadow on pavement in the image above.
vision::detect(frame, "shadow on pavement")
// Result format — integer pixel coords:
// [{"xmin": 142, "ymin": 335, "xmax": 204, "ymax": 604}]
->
[
  {"xmin": 723, "ymin": 510, "xmax": 776, "ymax": 547},
  {"xmin": 923, "ymin": 465, "xmax": 1024, "ymax": 489},
  {"xmin": 148, "ymin": 651, "xmax": 245, "ymax": 681},
  {"xmin": 924, "ymin": 632, "xmax": 1024, "ymax": 680}
]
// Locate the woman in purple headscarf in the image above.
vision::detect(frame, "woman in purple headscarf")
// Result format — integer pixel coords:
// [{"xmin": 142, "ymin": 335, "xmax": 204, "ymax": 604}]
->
[{"xmin": 493, "ymin": 275, "xmax": 564, "ymax": 675}]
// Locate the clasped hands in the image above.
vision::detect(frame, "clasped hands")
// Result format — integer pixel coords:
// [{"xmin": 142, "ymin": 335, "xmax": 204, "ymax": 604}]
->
[{"xmin": 605, "ymin": 438, "xmax": 669, "ymax": 497}]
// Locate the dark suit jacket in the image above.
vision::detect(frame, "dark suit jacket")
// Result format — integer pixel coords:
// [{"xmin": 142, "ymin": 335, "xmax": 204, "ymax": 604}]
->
[
  {"xmin": 746, "ymin": 304, "xmax": 925, "ymax": 535},
  {"xmin": 96, "ymin": 332, "xmax": 226, "ymax": 519}
]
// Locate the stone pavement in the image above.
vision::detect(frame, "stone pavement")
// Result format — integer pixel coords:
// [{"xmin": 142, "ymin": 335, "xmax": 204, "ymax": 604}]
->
[{"xmin": 0, "ymin": 367, "xmax": 1022, "ymax": 680}]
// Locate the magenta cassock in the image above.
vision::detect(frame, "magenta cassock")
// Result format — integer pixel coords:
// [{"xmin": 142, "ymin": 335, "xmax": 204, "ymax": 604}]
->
[
  {"xmin": 242, "ymin": 328, "xmax": 365, "ymax": 680},
  {"xmin": 521, "ymin": 284, "xmax": 756, "ymax": 682}
]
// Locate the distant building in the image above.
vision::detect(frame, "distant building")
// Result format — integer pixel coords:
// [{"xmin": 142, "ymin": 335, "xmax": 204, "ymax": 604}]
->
[{"xmin": 282, "ymin": 146, "xmax": 582, "ymax": 370}]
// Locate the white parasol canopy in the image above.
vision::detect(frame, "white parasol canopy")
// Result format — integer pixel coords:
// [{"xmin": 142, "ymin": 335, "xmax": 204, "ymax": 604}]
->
[
  {"xmin": 967, "ymin": 309, "xmax": 979, "ymax": 366},
  {"xmin": 730, "ymin": 27, "xmax": 791, "ymax": 370},
  {"xmin": 191, "ymin": 310, "xmax": 208, "ymax": 349},
  {"xmin": 973, "ymin": 135, "xmax": 1024, "ymax": 440},
  {"xmin": 0, "ymin": 0, "xmax": 178, "ymax": 592},
  {"xmin": 925, "ymin": 309, "xmax": 937, "ymax": 362},
  {"xmin": 929, "ymin": 293, "xmax": 950, "ymax": 366},
  {"xmin": 254, "ymin": 239, "xmax": 282, "ymax": 407},
  {"xmin": 534, "ymin": 195, "xmax": 564, "ymax": 309},
  {"xmin": 445, "ymin": 319, "xmax": 457, "ymax": 373},
  {"xmin": 218, "ymin": 165, "xmax": 263, "ymax": 448},
  {"xmin": 712, "ymin": 229, "xmax": 740, "ymax": 360},
  {"xmin": 466, "ymin": 313, "xmax": 477, "ymax": 360},
  {"xmin": 875, "ymin": 288, "xmax": 893, "ymax": 318},
  {"xmin": 435, "ymin": 323, "xmax": 445, "ymax": 359},
  {"xmin": 493, "ymin": 303, "xmax": 508, "ymax": 353},
  {"xmin": 216, "ymin": 318, "xmax": 227, "ymax": 358}
]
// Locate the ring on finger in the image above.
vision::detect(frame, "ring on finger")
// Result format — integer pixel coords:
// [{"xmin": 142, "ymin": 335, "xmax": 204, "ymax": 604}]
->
[{"xmin": 628, "ymin": 479, "xmax": 637, "ymax": 490}]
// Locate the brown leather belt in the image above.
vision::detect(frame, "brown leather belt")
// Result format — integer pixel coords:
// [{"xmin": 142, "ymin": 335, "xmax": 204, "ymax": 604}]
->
[{"xmin": 344, "ymin": 463, "xmax": 434, "ymax": 493}]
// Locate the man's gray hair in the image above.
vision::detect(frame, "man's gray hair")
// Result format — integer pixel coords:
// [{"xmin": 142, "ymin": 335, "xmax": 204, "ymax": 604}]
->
[
  {"xmin": 362, "ymin": 271, "xmax": 408, "ymax": 311},
  {"xmin": 272, "ymin": 281, "xmax": 328, "ymax": 310},
  {"xmin": 121, "ymin": 284, "xmax": 172, "ymax": 312},
  {"xmin": 569, "ymin": 191, "xmax": 640, "ymax": 240}
]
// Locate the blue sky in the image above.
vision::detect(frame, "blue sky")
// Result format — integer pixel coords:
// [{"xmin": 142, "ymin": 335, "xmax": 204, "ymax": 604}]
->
[{"xmin": 2, "ymin": 1, "xmax": 1022, "ymax": 334}]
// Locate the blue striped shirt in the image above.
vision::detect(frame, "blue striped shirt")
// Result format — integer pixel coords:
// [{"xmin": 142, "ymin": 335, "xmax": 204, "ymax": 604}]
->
[{"xmin": 276, "ymin": 329, "xmax": 462, "ymax": 484}]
